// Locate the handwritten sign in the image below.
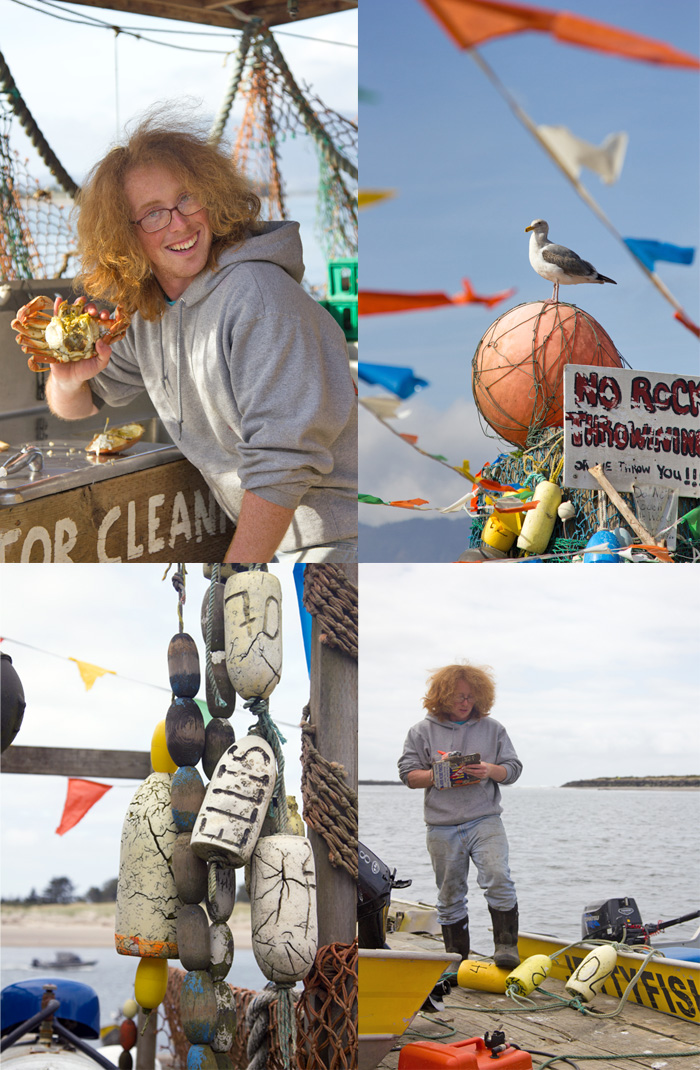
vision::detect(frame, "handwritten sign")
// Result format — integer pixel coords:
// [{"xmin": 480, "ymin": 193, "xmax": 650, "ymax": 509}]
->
[{"xmin": 563, "ymin": 366, "xmax": 700, "ymax": 496}]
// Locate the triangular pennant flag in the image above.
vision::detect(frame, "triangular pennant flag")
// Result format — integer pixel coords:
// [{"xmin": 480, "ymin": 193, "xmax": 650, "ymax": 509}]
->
[
  {"xmin": 421, "ymin": 0, "xmax": 700, "ymax": 69},
  {"xmin": 537, "ymin": 126, "xmax": 628, "ymax": 184},
  {"xmin": 623, "ymin": 239, "xmax": 695, "ymax": 272},
  {"xmin": 357, "ymin": 362, "xmax": 430, "ymax": 399},
  {"xmin": 359, "ymin": 189, "xmax": 396, "ymax": 209},
  {"xmin": 69, "ymin": 658, "xmax": 116, "ymax": 691},
  {"xmin": 359, "ymin": 278, "xmax": 515, "ymax": 315},
  {"xmin": 359, "ymin": 396, "xmax": 406, "ymax": 419},
  {"xmin": 56, "ymin": 779, "xmax": 112, "ymax": 835}
]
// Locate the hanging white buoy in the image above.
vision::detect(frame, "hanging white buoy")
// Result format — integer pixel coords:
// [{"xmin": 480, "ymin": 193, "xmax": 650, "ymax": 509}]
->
[
  {"xmin": 516, "ymin": 481, "xmax": 562, "ymax": 554},
  {"xmin": 190, "ymin": 735, "xmax": 276, "ymax": 866},
  {"xmin": 115, "ymin": 772, "xmax": 181, "ymax": 957},
  {"xmin": 250, "ymin": 834, "xmax": 318, "ymax": 983},
  {"xmin": 565, "ymin": 944, "xmax": 618, "ymax": 1002},
  {"xmin": 223, "ymin": 571, "xmax": 282, "ymax": 699}
]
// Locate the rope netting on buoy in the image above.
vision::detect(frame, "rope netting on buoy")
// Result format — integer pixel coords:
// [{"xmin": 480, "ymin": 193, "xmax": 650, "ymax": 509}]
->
[{"xmin": 472, "ymin": 302, "xmax": 629, "ymax": 450}]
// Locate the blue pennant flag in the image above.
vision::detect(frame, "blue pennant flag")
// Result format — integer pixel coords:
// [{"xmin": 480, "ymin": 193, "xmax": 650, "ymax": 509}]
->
[
  {"xmin": 358, "ymin": 362, "xmax": 430, "ymax": 399},
  {"xmin": 293, "ymin": 564, "xmax": 312, "ymax": 675},
  {"xmin": 623, "ymin": 238, "xmax": 695, "ymax": 273}
]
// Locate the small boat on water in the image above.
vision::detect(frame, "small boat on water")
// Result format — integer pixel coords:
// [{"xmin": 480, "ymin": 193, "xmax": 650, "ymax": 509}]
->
[{"xmin": 30, "ymin": 952, "xmax": 97, "ymax": 970}]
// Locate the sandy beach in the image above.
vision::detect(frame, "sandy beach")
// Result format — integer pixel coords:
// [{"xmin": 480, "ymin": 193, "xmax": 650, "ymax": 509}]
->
[{"xmin": 0, "ymin": 901, "xmax": 253, "ymax": 949}]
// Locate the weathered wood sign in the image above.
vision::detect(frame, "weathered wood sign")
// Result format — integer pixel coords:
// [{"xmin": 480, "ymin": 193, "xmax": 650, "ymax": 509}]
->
[
  {"xmin": 0, "ymin": 459, "xmax": 235, "ymax": 562},
  {"xmin": 563, "ymin": 366, "xmax": 700, "ymax": 496}
]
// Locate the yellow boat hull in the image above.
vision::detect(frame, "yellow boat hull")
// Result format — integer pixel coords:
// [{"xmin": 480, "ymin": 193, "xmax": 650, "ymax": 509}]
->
[
  {"xmin": 518, "ymin": 932, "xmax": 699, "ymax": 1023},
  {"xmin": 358, "ymin": 948, "xmax": 460, "ymax": 1070}
]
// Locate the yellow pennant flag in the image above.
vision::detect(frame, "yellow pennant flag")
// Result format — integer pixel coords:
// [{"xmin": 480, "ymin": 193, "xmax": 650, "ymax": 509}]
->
[
  {"xmin": 358, "ymin": 189, "xmax": 396, "ymax": 209},
  {"xmin": 69, "ymin": 658, "xmax": 116, "ymax": 691}
]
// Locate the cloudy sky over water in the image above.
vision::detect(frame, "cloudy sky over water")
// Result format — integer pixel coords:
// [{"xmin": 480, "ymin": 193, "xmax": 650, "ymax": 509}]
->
[
  {"xmin": 3, "ymin": 2, "xmax": 357, "ymax": 287},
  {"xmin": 0, "ymin": 564, "xmax": 310, "ymax": 900},
  {"xmin": 358, "ymin": 563, "xmax": 700, "ymax": 787}
]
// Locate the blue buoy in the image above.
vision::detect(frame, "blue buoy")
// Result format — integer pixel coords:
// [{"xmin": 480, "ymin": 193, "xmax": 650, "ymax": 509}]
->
[{"xmin": 584, "ymin": 529, "xmax": 622, "ymax": 563}]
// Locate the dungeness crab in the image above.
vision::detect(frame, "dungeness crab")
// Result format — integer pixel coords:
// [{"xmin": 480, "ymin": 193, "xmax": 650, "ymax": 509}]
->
[{"xmin": 11, "ymin": 295, "xmax": 130, "ymax": 372}]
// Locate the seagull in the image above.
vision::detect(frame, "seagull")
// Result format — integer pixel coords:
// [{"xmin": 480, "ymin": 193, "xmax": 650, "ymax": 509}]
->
[{"xmin": 525, "ymin": 219, "xmax": 616, "ymax": 302}]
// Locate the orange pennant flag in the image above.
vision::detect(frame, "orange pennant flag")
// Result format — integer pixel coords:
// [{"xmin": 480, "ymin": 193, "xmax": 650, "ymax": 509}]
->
[
  {"xmin": 56, "ymin": 778, "xmax": 112, "ymax": 835},
  {"xmin": 359, "ymin": 278, "xmax": 515, "ymax": 316},
  {"xmin": 421, "ymin": 0, "xmax": 700, "ymax": 69},
  {"xmin": 389, "ymin": 498, "xmax": 431, "ymax": 508},
  {"xmin": 399, "ymin": 433, "xmax": 419, "ymax": 445}
]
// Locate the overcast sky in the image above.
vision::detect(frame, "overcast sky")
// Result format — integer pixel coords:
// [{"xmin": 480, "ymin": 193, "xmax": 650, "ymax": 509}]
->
[
  {"xmin": 358, "ymin": 563, "xmax": 700, "ymax": 786},
  {"xmin": 0, "ymin": 564, "xmax": 311, "ymax": 900},
  {"xmin": 358, "ymin": 0, "xmax": 699, "ymax": 544},
  {"xmin": 3, "ymin": 1, "xmax": 357, "ymax": 288}
]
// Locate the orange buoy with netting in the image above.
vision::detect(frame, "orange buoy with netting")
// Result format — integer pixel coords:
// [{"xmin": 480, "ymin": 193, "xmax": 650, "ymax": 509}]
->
[{"xmin": 472, "ymin": 302, "xmax": 624, "ymax": 447}]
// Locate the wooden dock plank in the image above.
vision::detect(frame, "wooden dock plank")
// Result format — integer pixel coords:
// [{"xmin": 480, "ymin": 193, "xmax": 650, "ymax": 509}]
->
[{"xmin": 375, "ymin": 930, "xmax": 700, "ymax": 1069}]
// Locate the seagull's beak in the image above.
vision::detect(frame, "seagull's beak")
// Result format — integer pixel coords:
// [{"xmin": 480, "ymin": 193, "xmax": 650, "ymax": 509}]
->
[{"xmin": 525, "ymin": 225, "xmax": 534, "ymax": 233}]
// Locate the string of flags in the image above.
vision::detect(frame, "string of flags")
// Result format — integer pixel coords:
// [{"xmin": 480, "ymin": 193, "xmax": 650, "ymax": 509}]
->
[
  {"xmin": 420, "ymin": 0, "xmax": 700, "ymax": 69},
  {"xmin": 414, "ymin": 0, "xmax": 699, "ymax": 336}
]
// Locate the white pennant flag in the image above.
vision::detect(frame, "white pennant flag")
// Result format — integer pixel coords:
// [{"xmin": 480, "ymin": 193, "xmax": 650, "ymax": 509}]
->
[{"xmin": 537, "ymin": 125, "xmax": 628, "ymax": 185}]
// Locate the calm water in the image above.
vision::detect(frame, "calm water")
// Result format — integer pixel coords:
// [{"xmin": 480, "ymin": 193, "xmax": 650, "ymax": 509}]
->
[{"xmin": 359, "ymin": 785, "xmax": 700, "ymax": 956}]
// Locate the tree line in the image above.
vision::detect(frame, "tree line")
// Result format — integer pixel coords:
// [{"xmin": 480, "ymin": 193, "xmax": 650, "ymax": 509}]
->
[{"xmin": 1, "ymin": 876, "xmax": 118, "ymax": 905}]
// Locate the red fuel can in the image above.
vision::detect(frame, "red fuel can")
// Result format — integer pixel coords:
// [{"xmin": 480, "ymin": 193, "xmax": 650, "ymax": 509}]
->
[{"xmin": 398, "ymin": 1036, "xmax": 533, "ymax": 1068}]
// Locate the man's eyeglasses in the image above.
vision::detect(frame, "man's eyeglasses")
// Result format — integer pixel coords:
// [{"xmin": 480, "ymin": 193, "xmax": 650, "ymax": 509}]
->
[{"xmin": 131, "ymin": 194, "xmax": 203, "ymax": 234}]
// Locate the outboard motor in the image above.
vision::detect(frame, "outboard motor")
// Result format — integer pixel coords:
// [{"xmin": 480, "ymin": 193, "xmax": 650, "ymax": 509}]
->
[
  {"xmin": 582, "ymin": 897, "xmax": 646, "ymax": 944},
  {"xmin": 358, "ymin": 841, "xmax": 412, "ymax": 948}
]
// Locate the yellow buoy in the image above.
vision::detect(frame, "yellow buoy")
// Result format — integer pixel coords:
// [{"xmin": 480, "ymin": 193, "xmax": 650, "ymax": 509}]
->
[
  {"xmin": 150, "ymin": 720, "xmax": 177, "ymax": 774},
  {"xmin": 516, "ymin": 480, "xmax": 562, "ymax": 554},
  {"xmin": 481, "ymin": 514, "xmax": 517, "ymax": 552},
  {"xmin": 134, "ymin": 956, "xmax": 169, "ymax": 1011},
  {"xmin": 505, "ymin": 954, "xmax": 553, "ymax": 996},
  {"xmin": 565, "ymin": 944, "xmax": 617, "ymax": 1003},
  {"xmin": 457, "ymin": 958, "xmax": 511, "ymax": 993}
]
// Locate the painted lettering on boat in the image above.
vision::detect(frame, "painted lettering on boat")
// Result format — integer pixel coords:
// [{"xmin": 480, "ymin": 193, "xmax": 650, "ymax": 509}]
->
[{"xmin": 562, "ymin": 953, "xmax": 697, "ymax": 1020}]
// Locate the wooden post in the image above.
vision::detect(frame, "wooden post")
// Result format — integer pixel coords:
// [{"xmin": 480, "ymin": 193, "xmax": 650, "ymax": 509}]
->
[{"xmin": 306, "ymin": 563, "xmax": 357, "ymax": 947}]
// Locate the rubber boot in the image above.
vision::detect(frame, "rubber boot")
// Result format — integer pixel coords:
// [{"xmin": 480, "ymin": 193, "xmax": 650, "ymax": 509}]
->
[
  {"xmin": 441, "ymin": 915, "xmax": 470, "ymax": 982},
  {"xmin": 422, "ymin": 916, "xmax": 470, "ymax": 1010},
  {"xmin": 489, "ymin": 904, "xmax": 520, "ymax": 970}
]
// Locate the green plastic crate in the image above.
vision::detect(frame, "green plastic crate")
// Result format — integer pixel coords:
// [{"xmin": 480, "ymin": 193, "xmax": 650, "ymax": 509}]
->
[
  {"xmin": 320, "ymin": 298, "xmax": 358, "ymax": 341},
  {"xmin": 327, "ymin": 258, "xmax": 358, "ymax": 299}
]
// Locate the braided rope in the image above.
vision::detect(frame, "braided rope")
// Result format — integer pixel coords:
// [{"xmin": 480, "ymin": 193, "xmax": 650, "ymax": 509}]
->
[
  {"xmin": 246, "ymin": 983, "xmax": 275, "ymax": 1070},
  {"xmin": 204, "ymin": 565, "xmax": 228, "ymax": 709},
  {"xmin": 0, "ymin": 50, "xmax": 78, "ymax": 197},
  {"xmin": 246, "ymin": 695, "xmax": 288, "ymax": 834},
  {"xmin": 260, "ymin": 28, "xmax": 358, "ymax": 181},
  {"xmin": 208, "ymin": 20, "xmax": 258, "ymax": 144},
  {"xmin": 300, "ymin": 705, "xmax": 357, "ymax": 880},
  {"xmin": 302, "ymin": 565, "xmax": 358, "ymax": 660}
]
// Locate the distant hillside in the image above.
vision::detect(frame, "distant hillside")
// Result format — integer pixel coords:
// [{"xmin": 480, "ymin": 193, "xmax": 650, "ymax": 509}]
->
[
  {"xmin": 562, "ymin": 776, "xmax": 700, "ymax": 789},
  {"xmin": 359, "ymin": 516, "xmax": 471, "ymax": 563}
]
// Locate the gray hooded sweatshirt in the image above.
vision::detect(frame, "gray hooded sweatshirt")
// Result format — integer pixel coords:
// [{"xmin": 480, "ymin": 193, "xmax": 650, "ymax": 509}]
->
[
  {"xmin": 89, "ymin": 221, "xmax": 357, "ymax": 552},
  {"xmin": 398, "ymin": 714, "xmax": 522, "ymax": 826}
]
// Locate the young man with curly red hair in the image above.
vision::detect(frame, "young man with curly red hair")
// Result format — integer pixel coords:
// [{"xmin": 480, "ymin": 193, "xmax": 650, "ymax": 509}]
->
[
  {"xmin": 398, "ymin": 662, "xmax": 522, "ymax": 977},
  {"xmin": 26, "ymin": 109, "xmax": 357, "ymax": 563}
]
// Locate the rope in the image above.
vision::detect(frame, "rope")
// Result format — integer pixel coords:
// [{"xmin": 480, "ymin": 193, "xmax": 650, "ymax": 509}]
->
[
  {"xmin": 163, "ymin": 564, "xmax": 187, "ymax": 633},
  {"xmin": 245, "ymin": 983, "xmax": 275, "ymax": 1070},
  {"xmin": 0, "ymin": 49, "xmax": 79, "ymax": 197},
  {"xmin": 208, "ymin": 19, "xmax": 258, "ymax": 144},
  {"xmin": 259, "ymin": 26, "xmax": 358, "ymax": 181},
  {"xmin": 302, "ymin": 565, "xmax": 358, "ymax": 660},
  {"xmin": 204, "ymin": 564, "xmax": 228, "ymax": 710},
  {"xmin": 300, "ymin": 705, "xmax": 357, "ymax": 880},
  {"xmin": 245, "ymin": 695, "xmax": 288, "ymax": 833}
]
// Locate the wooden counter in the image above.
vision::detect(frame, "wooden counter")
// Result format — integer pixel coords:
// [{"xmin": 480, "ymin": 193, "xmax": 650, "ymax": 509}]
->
[{"xmin": 0, "ymin": 458, "xmax": 235, "ymax": 562}]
